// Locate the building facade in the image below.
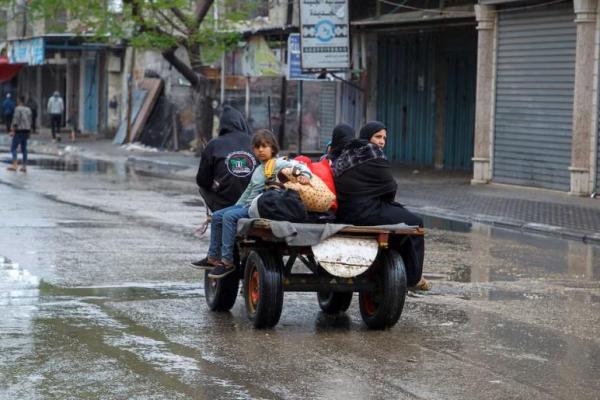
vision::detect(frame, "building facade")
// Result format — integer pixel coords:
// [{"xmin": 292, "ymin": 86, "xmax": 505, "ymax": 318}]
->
[
  {"xmin": 0, "ymin": 5, "xmax": 121, "ymax": 136},
  {"xmin": 472, "ymin": 0, "xmax": 600, "ymax": 195},
  {"xmin": 351, "ymin": 0, "xmax": 600, "ymax": 195}
]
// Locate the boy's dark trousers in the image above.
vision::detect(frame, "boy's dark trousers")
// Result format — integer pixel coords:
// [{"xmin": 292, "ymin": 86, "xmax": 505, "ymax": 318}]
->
[{"xmin": 11, "ymin": 130, "xmax": 29, "ymax": 164}]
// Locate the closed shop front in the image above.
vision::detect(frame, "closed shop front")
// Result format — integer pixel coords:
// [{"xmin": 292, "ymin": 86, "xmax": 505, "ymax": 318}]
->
[
  {"xmin": 376, "ymin": 27, "xmax": 476, "ymax": 169},
  {"xmin": 597, "ymin": 123, "xmax": 600, "ymax": 192},
  {"xmin": 378, "ymin": 32, "xmax": 437, "ymax": 165},
  {"xmin": 493, "ymin": 2, "xmax": 576, "ymax": 190}
]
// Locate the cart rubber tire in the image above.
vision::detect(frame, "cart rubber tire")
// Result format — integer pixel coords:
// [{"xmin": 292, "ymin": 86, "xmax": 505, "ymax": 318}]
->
[
  {"xmin": 359, "ymin": 249, "xmax": 407, "ymax": 330},
  {"xmin": 243, "ymin": 250, "xmax": 284, "ymax": 329},
  {"xmin": 205, "ymin": 270, "xmax": 239, "ymax": 311},
  {"xmin": 317, "ymin": 291, "xmax": 353, "ymax": 314}
]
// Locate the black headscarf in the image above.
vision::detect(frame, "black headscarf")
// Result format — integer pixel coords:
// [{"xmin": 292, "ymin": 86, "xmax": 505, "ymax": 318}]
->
[
  {"xmin": 218, "ymin": 105, "xmax": 251, "ymax": 136},
  {"xmin": 328, "ymin": 123, "xmax": 355, "ymax": 160},
  {"xmin": 359, "ymin": 121, "xmax": 387, "ymax": 141}
]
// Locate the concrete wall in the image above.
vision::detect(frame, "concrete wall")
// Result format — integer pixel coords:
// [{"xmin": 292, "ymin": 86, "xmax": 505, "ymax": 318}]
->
[
  {"xmin": 107, "ymin": 52, "xmax": 123, "ymax": 133},
  {"xmin": 268, "ymin": 0, "xmax": 299, "ymax": 26}
]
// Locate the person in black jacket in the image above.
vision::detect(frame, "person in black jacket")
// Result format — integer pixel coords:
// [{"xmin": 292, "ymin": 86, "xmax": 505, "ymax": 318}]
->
[
  {"xmin": 196, "ymin": 105, "xmax": 257, "ymax": 210},
  {"xmin": 192, "ymin": 105, "xmax": 257, "ymax": 268},
  {"xmin": 333, "ymin": 121, "xmax": 430, "ymax": 290}
]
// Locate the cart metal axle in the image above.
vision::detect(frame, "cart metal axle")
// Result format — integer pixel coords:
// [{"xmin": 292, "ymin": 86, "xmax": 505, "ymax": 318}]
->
[{"xmin": 282, "ymin": 274, "xmax": 375, "ymax": 292}]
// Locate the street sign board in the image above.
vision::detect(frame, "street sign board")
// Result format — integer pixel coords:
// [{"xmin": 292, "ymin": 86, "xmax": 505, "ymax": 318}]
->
[
  {"xmin": 288, "ymin": 34, "xmax": 318, "ymax": 80},
  {"xmin": 300, "ymin": 0, "xmax": 349, "ymax": 70},
  {"xmin": 8, "ymin": 38, "xmax": 45, "ymax": 66}
]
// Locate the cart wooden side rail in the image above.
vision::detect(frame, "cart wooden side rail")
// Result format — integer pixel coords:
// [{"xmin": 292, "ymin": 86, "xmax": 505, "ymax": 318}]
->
[{"xmin": 204, "ymin": 219, "xmax": 425, "ymax": 330}]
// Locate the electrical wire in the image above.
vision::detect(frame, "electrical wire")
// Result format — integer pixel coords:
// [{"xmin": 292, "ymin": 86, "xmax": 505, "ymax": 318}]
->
[
  {"xmin": 377, "ymin": 0, "xmax": 473, "ymax": 14},
  {"xmin": 494, "ymin": 0, "xmax": 570, "ymax": 13},
  {"xmin": 376, "ymin": 0, "xmax": 571, "ymax": 15}
]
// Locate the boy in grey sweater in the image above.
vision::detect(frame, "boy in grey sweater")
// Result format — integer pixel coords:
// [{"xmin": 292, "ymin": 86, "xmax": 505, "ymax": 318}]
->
[{"xmin": 7, "ymin": 96, "xmax": 32, "ymax": 172}]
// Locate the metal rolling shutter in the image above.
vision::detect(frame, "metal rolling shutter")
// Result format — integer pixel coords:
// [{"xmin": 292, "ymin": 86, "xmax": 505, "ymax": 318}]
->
[
  {"xmin": 319, "ymin": 81, "xmax": 337, "ymax": 150},
  {"xmin": 493, "ymin": 3, "xmax": 576, "ymax": 190},
  {"xmin": 597, "ymin": 124, "xmax": 600, "ymax": 191}
]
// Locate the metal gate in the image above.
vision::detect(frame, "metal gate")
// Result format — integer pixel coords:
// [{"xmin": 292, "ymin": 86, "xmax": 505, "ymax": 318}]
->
[
  {"xmin": 83, "ymin": 55, "xmax": 99, "ymax": 133},
  {"xmin": 339, "ymin": 80, "xmax": 364, "ymax": 135},
  {"xmin": 443, "ymin": 36, "xmax": 477, "ymax": 170},
  {"xmin": 319, "ymin": 81, "xmax": 336, "ymax": 150},
  {"xmin": 493, "ymin": 3, "xmax": 576, "ymax": 190},
  {"xmin": 597, "ymin": 112, "xmax": 600, "ymax": 192},
  {"xmin": 377, "ymin": 33, "xmax": 437, "ymax": 164}
]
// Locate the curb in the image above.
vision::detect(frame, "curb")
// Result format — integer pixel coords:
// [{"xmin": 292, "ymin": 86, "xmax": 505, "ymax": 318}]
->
[{"xmin": 407, "ymin": 205, "xmax": 600, "ymax": 245}]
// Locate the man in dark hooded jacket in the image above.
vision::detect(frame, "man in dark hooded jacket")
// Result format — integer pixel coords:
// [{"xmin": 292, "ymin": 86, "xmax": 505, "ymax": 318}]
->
[
  {"xmin": 196, "ymin": 105, "xmax": 256, "ymax": 211},
  {"xmin": 192, "ymin": 105, "xmax": 256, "ymax": 268}
]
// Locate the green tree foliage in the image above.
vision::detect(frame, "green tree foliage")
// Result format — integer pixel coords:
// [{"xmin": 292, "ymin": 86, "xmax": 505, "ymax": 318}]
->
[{"xmin": 0, "ymin": 0, "xmax": 258, "ymax": 80}]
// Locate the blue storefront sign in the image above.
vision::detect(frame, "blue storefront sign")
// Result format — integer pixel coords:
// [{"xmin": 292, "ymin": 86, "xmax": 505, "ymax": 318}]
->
[
  {"xmin": 9, "ymin": 38, "xmax": 45, "ymax": 66},
  {"xmin": 287, "ymin": 34, "xmax": 317, "ymax": 80}
]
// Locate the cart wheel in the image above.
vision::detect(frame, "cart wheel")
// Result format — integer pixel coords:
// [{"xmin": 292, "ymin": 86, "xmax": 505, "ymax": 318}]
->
[
  {"xmin": 205, "ymin": 270, "xmax": 239, "ymax": 311},
  {"xmin": 317, "ymin": 291, "xmax": 353, "ymax": 314},
  {"xmin": 359, "ymin": 249, "xmax": 407, "ymax": 330},
  {"xmin": 243, "ymin": 250, "xmax": 283, "ymax": 329}
]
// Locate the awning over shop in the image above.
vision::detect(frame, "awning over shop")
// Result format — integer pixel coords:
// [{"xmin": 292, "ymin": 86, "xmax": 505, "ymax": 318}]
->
[
  {"xmin": 0, "ymin": 56, "xmax": 25, "ymax": 83},
  {"xmin": 351, "ymin": 6, "xmax": 474, "ymax": 27}
]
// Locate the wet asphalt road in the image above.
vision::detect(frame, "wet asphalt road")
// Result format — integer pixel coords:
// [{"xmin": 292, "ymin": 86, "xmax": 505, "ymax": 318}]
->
[{"xmin": 1, "ymin": 154, "xmax": 599, "ymax": 400}]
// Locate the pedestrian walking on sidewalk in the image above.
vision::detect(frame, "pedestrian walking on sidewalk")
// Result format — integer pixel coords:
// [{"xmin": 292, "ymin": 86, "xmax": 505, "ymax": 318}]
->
[
  {"xmin": 190, "ymin": 105, "xmax": 257, "ymax": 269},
  {"xmin": 7, "ymin": 96, "xmax": 32, "ymax": 173},
  {"xmin": 47, "ymin": 91, "xmax": 64, "ymax": 141},
  {"xmin": 3, "ymin": 93, "xmax": 15, "ymax": 132},
  {"xmin": 25, "ymin": 96, "xmax": 37, "ymax": 134}
]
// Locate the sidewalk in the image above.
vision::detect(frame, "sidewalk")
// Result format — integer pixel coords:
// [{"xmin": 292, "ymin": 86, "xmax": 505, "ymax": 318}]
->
[{"xmin": 3, "ymin": 130, "xmax": 600, "ymax": 244}]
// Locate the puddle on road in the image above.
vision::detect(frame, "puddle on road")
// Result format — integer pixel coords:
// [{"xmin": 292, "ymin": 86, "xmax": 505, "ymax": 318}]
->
[
  {"xmin": 2, "ymin": 156, "xmax": 130, "ymax": 175},
  {"xmin": 39, "ymin": 282, "xmax": 202, "ymax": 302},
  {"xmin": 423, "ymin": 215, "xmax": 600, "ymax": 285},
  {"xmin": 2, "ymin": 155, "xmax": 188, "ymax": 178},
  {"xmin": 420, "ymin": 213, "xmax": 472, "ymax": 233}
]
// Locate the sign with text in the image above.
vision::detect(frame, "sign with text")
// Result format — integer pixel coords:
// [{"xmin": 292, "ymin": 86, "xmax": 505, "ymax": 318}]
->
[
  {"xmin": 300, "ymin": 0, "xmax": 349, "ymax": 70},
  {"xmin": 288, "ymin": 34, "xmax": 318, "ymax": 80},
  {"xmin": 8, "ymin": 38, "xmax": 45, "ymax": 66}
]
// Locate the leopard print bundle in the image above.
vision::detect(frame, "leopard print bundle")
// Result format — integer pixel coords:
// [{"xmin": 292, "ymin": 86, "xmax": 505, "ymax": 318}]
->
[{"xmin": 279, "ymin": 167, "xmax": 336, "ymax": 212}]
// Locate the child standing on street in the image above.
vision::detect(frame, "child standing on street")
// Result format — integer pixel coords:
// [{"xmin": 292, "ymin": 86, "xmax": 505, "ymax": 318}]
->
[
  {"xmin": 7, "ymin": 96, "xmax": 32, "ymax": 172},
  {"xmin": 207, "ymin": 129, "xmax": 312, "ymax": 279}
]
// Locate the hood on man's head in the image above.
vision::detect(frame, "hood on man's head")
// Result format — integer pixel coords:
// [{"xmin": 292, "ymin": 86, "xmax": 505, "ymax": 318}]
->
[
  {"xmin": 218, "ymin": 105, "xmax": 251, "ymax": 136},
  {"xmin": 359, "ymin": 121, "xmax": 387, "ymax": 140},
  {"xmin": 53, "ymin": 91, "xmax": 60, "ymax": 97},
  {"xmin": 328, "ymin": 123, "xmax": 355, "ymax": 158}
]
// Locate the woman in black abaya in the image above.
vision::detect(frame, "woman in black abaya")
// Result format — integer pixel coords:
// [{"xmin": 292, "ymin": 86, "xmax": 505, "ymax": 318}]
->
[{"xmin": 333, "ymin": 121, "xmax": 430, "ymax": 290}]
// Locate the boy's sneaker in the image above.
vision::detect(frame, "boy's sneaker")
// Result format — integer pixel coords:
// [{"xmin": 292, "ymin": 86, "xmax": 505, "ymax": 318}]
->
[
  {"xmin": 208, "ymin": 264, "xmax": 235, "ymax": 279},
  {"xmin": 189, "ymin": 256, "xmax": 219, "ymax": 270},
  {"xmin": 189, "ymin": 257, "xmax": 211, "ymax": 270}
]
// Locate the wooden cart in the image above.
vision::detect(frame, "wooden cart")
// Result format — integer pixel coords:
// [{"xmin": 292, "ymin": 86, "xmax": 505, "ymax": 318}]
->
[{"xmin": 204, "ymin": 219, "xmax": 424, "ymax": 330}]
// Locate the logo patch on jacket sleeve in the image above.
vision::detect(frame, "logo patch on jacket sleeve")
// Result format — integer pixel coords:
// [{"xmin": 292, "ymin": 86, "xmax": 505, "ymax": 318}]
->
[{"xmin": 225, "ymin": 151, "xmax": 256, "ymax": 177}]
